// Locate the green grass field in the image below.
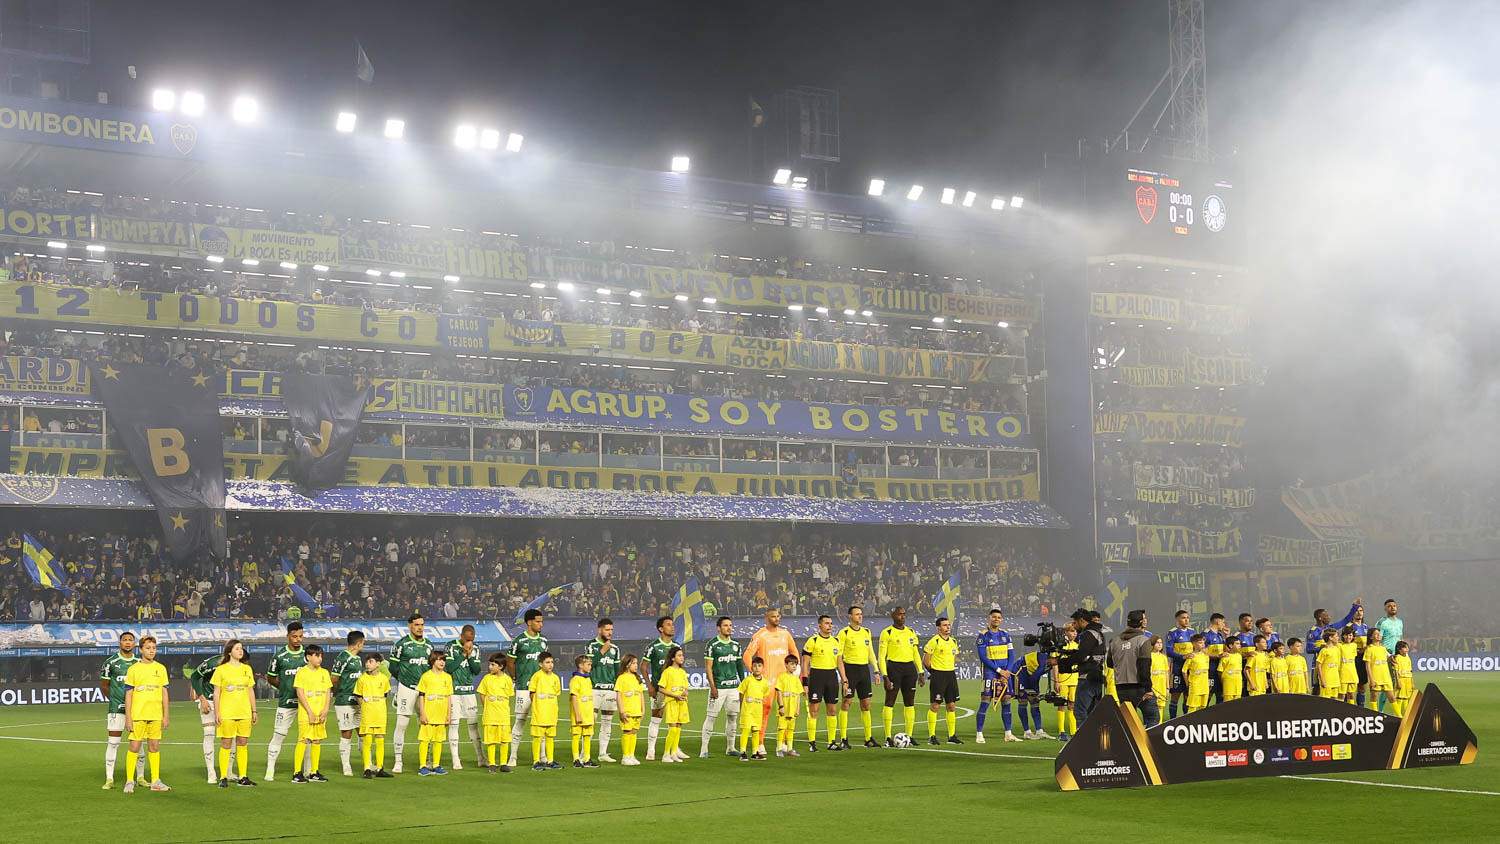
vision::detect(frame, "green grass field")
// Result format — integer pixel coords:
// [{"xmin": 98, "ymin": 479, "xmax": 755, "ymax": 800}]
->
[{"xmin": 1, "ymin": 676, "xmax": 1496, "ymax": 842}]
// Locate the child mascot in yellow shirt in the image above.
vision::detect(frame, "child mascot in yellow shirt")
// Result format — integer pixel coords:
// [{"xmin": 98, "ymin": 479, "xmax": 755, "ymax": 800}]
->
[{"xmin": 475, "ymin": 653, "xmax": 515, "ymax": 773}]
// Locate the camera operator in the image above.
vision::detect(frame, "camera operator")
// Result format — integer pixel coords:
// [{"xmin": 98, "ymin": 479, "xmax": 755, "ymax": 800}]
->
[
  {"xmin": 1055, "ymin": 608, "xmax": 1106, "ymax": 726},
  {"xmin": 1107, "ymin": 610, "xmax": 1160, "ymax": 728}
]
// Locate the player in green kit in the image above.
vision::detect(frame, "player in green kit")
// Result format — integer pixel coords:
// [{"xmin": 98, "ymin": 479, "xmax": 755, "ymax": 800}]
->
[
  {"xmin": 505, "ymin": 609, "xmax": 549, "ymax": 768},
  {"xmin": 584, "ymin": 618, "xmax": 622, "ymax": 762},
  {"xmin": 263, "ymin": 621, "xmax": 307, "ymax": 781},
  {"xmin": 100, "ymin": 631, "xmax": 140, "ymax": 789},
  {"xmin": 642, "ymin": 615, "xmax": 676, "ymax": 761},
  {"xmin": 700, "ymin": 616, "xmax": 746, "ymax": 757},
  {"xmin": 329, "ymin": 631, "xmax": 365, "ymax": 777},
  {"xmin": 388, "ymin": 613, "xmax": 435, "ymax": 774},
  {"xmin": 189, "ymin": 648, "xmax": 226, "ymax": 783},
  {"xmin": 445, "ymin": 624, "xmax": 485, "ymax": 768}
]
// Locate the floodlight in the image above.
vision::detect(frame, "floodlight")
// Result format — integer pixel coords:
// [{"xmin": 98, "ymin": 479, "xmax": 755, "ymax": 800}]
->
[
  {"xmin": 556, "ymin": 281, "xmax": 575, "ymax": 292},
  {"xmin": 46, "ymin": 241, "xmax": 67, "ymax": 249},
  {"xmin": 365, "ymin": 268, "xmax": 381, "ymax": 277},
  {"xmin": 151, "ymin": 89, "xmax": 176, "ymax": 111},
  {"xmin": 868, "ymin": 179, "xmax": 885, "ymax": 197},
  {"xmin": 389, "ymin": 271, "xmax": 406, "ymax": 278},
  {"xmin": 670, "ymin": 155, "xmax": 690, "ymax": 173},
  {"xmin": 181, "ymin": 91, "xmax": 205, "ymax": 116},
  {"xmin": 1010, "ymin": 195, "xmax": 1025, "ymax": 208},
  {"xmin": 384, "ymin": 118, "xmax": 405, "ymax": 139},
  {"xmin": 962, "ymin": 191, "xmax": 976, "ymax": 208},
  {"xmin": 231, "ymin": 96, "xmax": 259, "ymax": 124},
  {"xmin": 85, "ymin": 244, "xmax": 106, "ymax": 253},
  {"xmin": 444, "ymin": 275, "xmax": 460, "ymax": 283},
  {"xmin": 505, "ymin": 132, "xmax": 524, "ymax": 152},
  {"xmin": 940, "ymin": 188, "xmax": 955, "ymax": 205},
  {"xmin": 313, "ymin": 265, "xmax": 330, "ymax": 273},
  {"xmin": 206, "ymin": 255, "xmax": 224, "ymax": 264},
  {"xmin": 336, "ymin": 111, "xmax": 357, "ymax": 133},
  {"xmin": 773, "ymin": 168, "xmax": 792, "ymax": 185},
  {"xmin": 991, "ymin": 197, "xmax": 1006, "ymax": 211},
  {"xmin": 907, "ymin": 185, "xmax": 923, "ymax": 201},
  {"xmin": 702, "ymin": 297, "xmax": 717, "ymax": 305},
  {"xmin": 279, "ymin": 262, "xmax": 298, "ymax": 270},
  {"xmin": 454, "ymin": 124, "xmax": 477, "ymax": 149},
  {"xmin": 242, "ymin": 258, "xmax": 259, "ymax": 266}
]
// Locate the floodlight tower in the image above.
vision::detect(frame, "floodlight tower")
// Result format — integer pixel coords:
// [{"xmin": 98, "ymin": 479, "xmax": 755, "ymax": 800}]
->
[{"xmin": 1165, "ymin": 0, "xmax": 1209, "ymax": 161}]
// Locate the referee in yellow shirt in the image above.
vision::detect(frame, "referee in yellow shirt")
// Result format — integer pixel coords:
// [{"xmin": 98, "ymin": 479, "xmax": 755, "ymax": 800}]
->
[
  {"xmin": 879, "ymin": 607, "xmax": 925, "ymax": 746},
  {"xmin": 802, "ymin": 615, "xmax": 846, "ymax": 753},
  {"xmin": 923, "ymin": 617, "xmax": 962, "ymax": 745},
  {"xmin": 838, "ymin": 606, "xmax": 877, "ymax": 748}
]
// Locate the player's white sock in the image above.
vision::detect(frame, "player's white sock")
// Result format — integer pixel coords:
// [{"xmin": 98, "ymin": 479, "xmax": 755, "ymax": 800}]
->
[
  {"xmin": 507, "ymin": 717, "xmax": 524, "ymax": 766},
  {"xmin": 203, "ymin": 726, "xmax": 216, "ymax": 781},
  {"xmin": 265, "ymin": 730, "xmax": 287, "ymax": 779},
  {"xmin": 105, "ymin": 735, "xmax": 120, "ymax": 780},
  {"xmin": 339, "ymin": 736, "xmax": 353, "ymax": 774},
  {"xmin": 726, "ymin": 708, "xmax": 740, "ymax": 750},
  {"xmin": 699, "ymin": 715, "xmax": 715, "ymax": 755},
  {"xmin": 393, "ymin": 714, "xmax": 410, "ymax": 770},
  {"xmin": 467, "ymin": 721, "xmax": 482, "ymax": 763},
  {"xmin": 447, "ymin": 721, "xmax": 461, "ymax": 769},
  {"xmin": 646, "ymin": 717, "xmax": 661, "ymax": 760},
  {"xmin": 598, "ymin": 712, "xmax": 614, "ymax": 758}
]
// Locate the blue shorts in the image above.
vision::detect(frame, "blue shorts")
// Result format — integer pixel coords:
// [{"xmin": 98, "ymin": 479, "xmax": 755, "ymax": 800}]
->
[
  {"xmin": 1170, "ymin": 661, "xmax": 1186, "ymax": 694},
  {"xmin": 1016, "ymin": 669, "xmax": 1042, "ymax": 696}
]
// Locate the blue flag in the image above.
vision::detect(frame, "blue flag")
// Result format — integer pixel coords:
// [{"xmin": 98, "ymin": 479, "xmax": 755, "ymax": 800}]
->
[
  {"xmin": 514, "ymin": 582, "xmax": 582, "ymax": 624},
  {"xmin": 279, "ymin": 557, "xmax": 318, "ymax": 609},
  {"xmin": 931, "ymin": 572, "xmax": 961, "ymax": 621},
  {"xmin": 671, "ymin": 577, "xmax": 707, "ymax": 644},
  {"xmin": 22, "ymin": 534, "xmax": 67, "ymax": 592}
]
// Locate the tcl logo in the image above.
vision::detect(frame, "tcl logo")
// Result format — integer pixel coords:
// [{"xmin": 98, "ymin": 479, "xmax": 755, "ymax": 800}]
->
[
  {"xmin": 1311, "ymin": 745, "xmax": 1332, "ymax": 761},
  {"xmin": 1227, "ymin": 749, "xmax": 1249, "ymax": 767}
]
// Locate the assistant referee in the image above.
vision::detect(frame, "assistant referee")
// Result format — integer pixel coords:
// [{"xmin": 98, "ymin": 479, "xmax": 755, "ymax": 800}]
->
[
  {"xmin": 802, "ymin": 615, "xmax": 845, "ymax": 752},
  {"xmin": 838, "ymin": 606, "xmax": 877, "ymax": 748},
  {"xmin": 879, "ymin": 606, "xmax": 924, "ymax": 746}
]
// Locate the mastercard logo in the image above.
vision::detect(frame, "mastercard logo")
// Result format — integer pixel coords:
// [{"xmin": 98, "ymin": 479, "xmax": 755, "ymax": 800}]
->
[{"xmin": 1293, "ymin": 748, "xmax": 1309, "ymax": 761}]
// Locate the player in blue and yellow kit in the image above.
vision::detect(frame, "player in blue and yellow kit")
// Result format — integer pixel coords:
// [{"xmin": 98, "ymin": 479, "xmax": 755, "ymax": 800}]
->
[
  {"xmin": 1164, "ymin": 610, "xmax": 1196, "ymax": 719},
  {"xmin": 1202, "ymin": 613, "xmax": 1228, "ymax": 705},
  {"xmin": 1305, "ymin": 600, "xmax": 1360, "ymax": 695},
  {"xmin": 1014, "ymin": 650, "xmax": 1050, "ymax": 739},
  {"xmin": 975, "ymin": 608, "xmax": 1015, "ymax": 743}
]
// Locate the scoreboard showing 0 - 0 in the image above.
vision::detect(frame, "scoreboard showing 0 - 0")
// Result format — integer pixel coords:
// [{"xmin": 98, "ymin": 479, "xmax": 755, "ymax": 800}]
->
[
  {"xmin": 1127, "ymin": 165, "xmax": 1232, "ymax": 242},
  {"xmin": 1087, "ymin": 155, "xmax": 1242, "ymax": 262}
]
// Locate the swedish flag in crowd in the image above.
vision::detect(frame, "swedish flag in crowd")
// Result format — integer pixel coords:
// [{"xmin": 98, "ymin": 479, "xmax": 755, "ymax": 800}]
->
[
  {"xmin": 672, "ymin": 577, "xmax": 708, "ymax": 644},
  {"xmin": 22, "ymin": 533, "xmax": 67, "ymax": 591},
  {"xmin": 514, "ymin": 582, "xmax": 582, "ymax": 624},
  {"xmin": 932, "ymin": 572, "xmax": 961, "ymax": 621}
]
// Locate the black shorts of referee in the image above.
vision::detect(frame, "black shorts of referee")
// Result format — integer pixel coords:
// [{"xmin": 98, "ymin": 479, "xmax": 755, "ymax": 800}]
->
[
  {"xmin": 929, "ymin": 669, "xmax": 959, "ymax": 704},
  {"xmin": 885, "ymin": 660, "xmax": 919, "ymax": 707},
  {"xmin": 1355, "ymin": 653, "xmax": 1369, "ymax": 685},
  {"xmin": 807, "ymin": 667, "xmax": 842, "ymax": 704},
  {"xmin": 843, "ymin": 663, "xmax": 873, "ymax": 700}
]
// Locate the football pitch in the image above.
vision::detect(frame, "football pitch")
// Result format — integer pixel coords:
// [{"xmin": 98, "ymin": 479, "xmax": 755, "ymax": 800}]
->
[{"xmin": 1, "ymin": 677, "xmax": 1496, "ymax": 842}]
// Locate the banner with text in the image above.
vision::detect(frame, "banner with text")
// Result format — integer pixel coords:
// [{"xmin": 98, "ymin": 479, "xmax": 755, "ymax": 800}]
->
[
  {"xmin": 1089, "ymin": 292, "xmax": 1248, "ymax": 334},
  {"xmin": 1136, "ymin": 524, "xmax": 1243, "ymax": 559},
  {"xmin": 1094, "ymin": 411, "xmax": 1247, "ymax": 447}
]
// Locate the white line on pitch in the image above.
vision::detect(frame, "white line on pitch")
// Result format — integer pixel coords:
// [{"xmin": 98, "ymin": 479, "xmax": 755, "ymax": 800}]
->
[
  {"xmin": 908, "ymin": 745, "xmax": 1055, "ymax": 761},
  {"xmin": 1279, "ymin": 774, "xmax": 1500, "ymax": 796},
  {"xmin": 0, "ymin": 719, "xmax": 95, "ymax": 730}
]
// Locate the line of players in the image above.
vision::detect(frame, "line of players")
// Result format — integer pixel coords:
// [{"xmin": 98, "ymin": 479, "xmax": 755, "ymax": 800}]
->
[{"xmin": 97, "ymin": 604, "xmax": 993, "ymax": 790}]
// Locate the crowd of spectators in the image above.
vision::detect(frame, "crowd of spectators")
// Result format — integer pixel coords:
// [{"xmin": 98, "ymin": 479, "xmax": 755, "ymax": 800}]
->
[
  {"xmin": 0, "ymin": 518, "xmax": 1077, "ymax": 626},
  {"xmin": 5, "ymin": 182, "xmax": 1035, "ymax": 301},
  {"xmin": 0, "ymin": 321, "xmax": 1028, "ymax": 414}
]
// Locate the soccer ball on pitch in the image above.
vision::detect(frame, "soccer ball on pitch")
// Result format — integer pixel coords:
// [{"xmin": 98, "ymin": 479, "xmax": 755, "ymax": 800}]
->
[{"xmin": 892, "ymin": 733, "xmax": 913, "ymax": 748}]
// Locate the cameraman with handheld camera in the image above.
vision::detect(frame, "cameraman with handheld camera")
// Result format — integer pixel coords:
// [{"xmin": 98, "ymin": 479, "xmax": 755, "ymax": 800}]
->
[
  {"xmin": 1054, "ymin": 609, "xmax": 1107, "ymax": 727},
  {"xmin": 1108, "ymin": 610, "xmax": 1160, "ymax": 728}
]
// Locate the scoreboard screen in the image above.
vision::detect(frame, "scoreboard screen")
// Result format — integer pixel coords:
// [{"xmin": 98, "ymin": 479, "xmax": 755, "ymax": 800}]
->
[{"xmin": 1087, "ymin": 155, "xmax": 1242, "ymax": 262}]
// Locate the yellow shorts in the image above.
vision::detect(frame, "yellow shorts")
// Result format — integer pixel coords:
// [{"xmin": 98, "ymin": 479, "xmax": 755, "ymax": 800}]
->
[
  {"xmin": 1321, "ymin": 687, "xmax": 1341, "ymax": 699},
  {"xmin": 1186, "ymin": 694, "xmax": 1208, "ymax": 710},
  {"xmin": 572, "ymin": 723, "xmax": 594, "ymax": 735},
  {"xmin": 482, "ymin": 724, "xmax": 510, "ymax": 745},
  {"xmin": 619, "ymin": 717, "xmax": 640, "ymax": 732},
  {"xmin": 359, "ymin": 723, "xmax": 386, "ymax": 736},
  {"xmin": 299, "ymin": 721, "xmax": 328, "ymax": 742},
  {"xmin": 1060, "ymin": 685, "xmax": 1077, "ymax": 703},
  {"xmin": 216, "ymin": 718, "xmax": 252, "ymax": 739},
  {"xmin": 530, "ymin": 724, "xmax": 557, "ymax": 738},
  {"xmin": 1370, "ymin": 683, "xmax": 1392, "ymax": 693},
  {"xmin": 418, "ymin": 724, "xmax": 447, "ymax": 743},
  {"xmin": 778, "ymin": 717, "xmax": 798, "ymax": 732},
  {"xmin": 1343, "ymin": 683, "xmax": 1359, "ymax": 695},
  {"xmin": 129, "ymin": 720, "xmax": 162, "ymax": 741}
]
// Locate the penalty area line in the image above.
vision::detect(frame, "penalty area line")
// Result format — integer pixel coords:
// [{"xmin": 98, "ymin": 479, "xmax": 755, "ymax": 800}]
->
[
  {"xmin": 1279, "ymin": 774, "xmax": 1499, "ymax": 796},
  {"xmin": 0, "ymin": 719, "xmax": 95, "ymax": 730}
]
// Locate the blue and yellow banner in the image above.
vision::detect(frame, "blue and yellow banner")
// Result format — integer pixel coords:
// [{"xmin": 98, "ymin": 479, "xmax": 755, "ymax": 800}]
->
[
  {"xmin": 1093, "ymin": 410, "xmax": 1247, "ymax": 447},
  {"xmin": 1135, "ymin": 524, "xmax": 1243, "ymax": 559},
  {"xmin": 5, "ymin": 446, "xmax": 1042, "ymax": 504},
  {"xmin": 1089, "ymin": 291, "xmax": 1247, "ymax": 335},
  {"xmin": 672, "ymin": 577, "xmax": 708, "ymax": 644},
  {"xmin": 0, "ymin": 355, "xmax": 90, "ymax": 395},
  {"xmin": 0, "ymin": 96, "xmax": 207, "ymax": 158},
  {"xmin": 932, "ymin": 573, "xmax": 961, "ymax": 620},
  {"xmin": 21, "ymin": 533, "xmax": 67, "ymax": 590},
  {"xmin": 0, "ymin": 206, "xmax": 90, "ymax": 240}
]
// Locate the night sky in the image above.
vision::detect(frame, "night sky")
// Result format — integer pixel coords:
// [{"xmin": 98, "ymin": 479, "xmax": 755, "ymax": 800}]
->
[{"xmin": 87, "ymin": 1, "xmax": 1297, "ymax": 192}]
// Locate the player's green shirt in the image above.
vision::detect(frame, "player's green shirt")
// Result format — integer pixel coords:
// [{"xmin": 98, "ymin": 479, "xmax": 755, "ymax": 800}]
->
[
  {"xmin": 388, "ymin": 634, "xmax": 434, "ymax": 688},
  {"xmin": 99, "ymin": 651, "xmax": 138, "ymax": 714},
  {"xmin": 508, "ymin": 631, "xmax": 549, "ymax": 689},
  {"xmin": 190, "ymin": 654, "xmax": 223, "ymax": 700},
  {"xmin": 445, "ymin": 640, "xmax": 483, "ymax": 695},
  {"xmin": 705, "ymin": 636, "xmax": 745, "ymax": 689},
  {"xmin": 266, "ymin": 645, "xmax": 307, "ymax": 709},
  {"xmin": 330, "ymin": 649, "xmax": 363, "ymax": 707},
  {"xmin": 585, "ymin": 638, "xmax": 621, "ymax": 689},
  {"xmin": 644, "ymin": 637, "xmax": 675, "ymax": 685}
]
